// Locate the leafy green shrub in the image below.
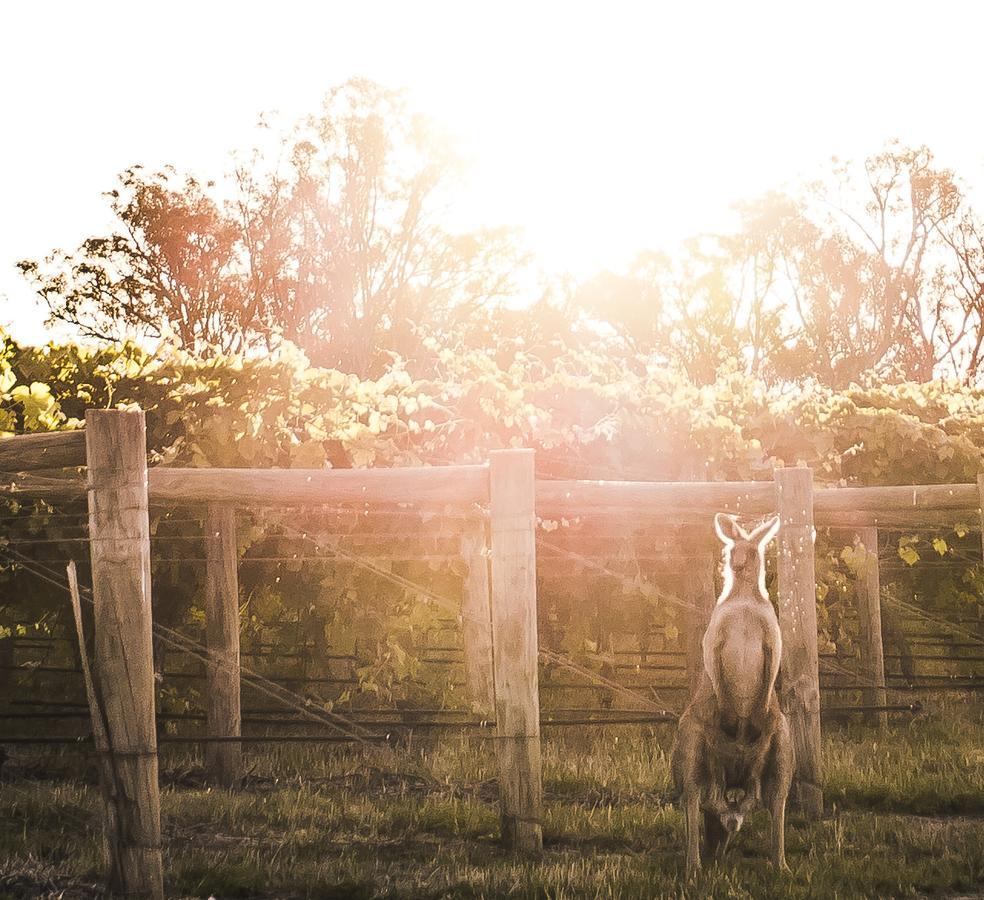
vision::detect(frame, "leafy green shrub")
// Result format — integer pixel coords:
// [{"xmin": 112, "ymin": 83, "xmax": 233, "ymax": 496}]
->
[{"xmin": 1, "ymin": 330, "xmax": 981, "ymax": 711}]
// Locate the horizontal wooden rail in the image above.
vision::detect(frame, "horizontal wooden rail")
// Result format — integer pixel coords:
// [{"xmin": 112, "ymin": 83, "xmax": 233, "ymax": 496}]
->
[
  {"xmin": 535, "ymin": 479, "xmax": 774, "ymax": 519},
  {"xmin": 0, "ymin": 472, "xmax": 86, "ymax": 501},
  {"xmin": 148, "ymin": 465, "xmax": 489, "ymax": 506},
  {"xmin": 816, "ymin": 509, "xmax": 979, "ymax": 528},
  {"xmin": 3, "ymin": 463, "xmax": 983, "ymax": 528},
  {"xmin": 0, "ymin": 430, "xmax": 86, "ymax": 473},
  {"xmin": 818, "ymin": 483, "xmax": 978, "ymax": 514},
  {"xmin": 0, "ymin": 465, "xmax": 487, "ymax": 505},
  {"xmin": 536, "ymin": 479, "xmax": 982, "ymax": 526}
]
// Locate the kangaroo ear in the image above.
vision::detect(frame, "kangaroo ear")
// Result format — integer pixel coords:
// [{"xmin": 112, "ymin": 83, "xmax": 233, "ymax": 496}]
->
[
  {"xmin": 752, "ymin": 515, "xmax": 781, "ymax": 547},
  {"xmin": 714, "ymin": 513, "xmax": 742, "ymax": 546}
]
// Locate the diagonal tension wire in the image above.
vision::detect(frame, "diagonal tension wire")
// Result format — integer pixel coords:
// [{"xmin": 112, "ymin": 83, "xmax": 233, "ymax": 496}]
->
[
  {"xmin": 276, "ymin": 520, "xmax": 676, "ymax": 714},
  {"xmin": 0, "ymin": 546, "xmax": 438, "ymax": 784},
  {"xmin": 2, "ymin": 548, "xmax": 373, "ymax": 744},
  {"xmin": 882, "ymin": 594, "xmax": 984, "ymax": 648}
]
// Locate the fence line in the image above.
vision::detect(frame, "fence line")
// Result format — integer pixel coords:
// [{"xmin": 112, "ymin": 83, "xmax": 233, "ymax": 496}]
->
[{"xmin": 4, "ymin": 421, "xmax": 984, "ymax": 883}]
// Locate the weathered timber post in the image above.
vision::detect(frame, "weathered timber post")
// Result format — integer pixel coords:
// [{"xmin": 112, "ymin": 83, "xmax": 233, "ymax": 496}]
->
[
  {"xmin": 0, "ymin": 631, "xmax": 13, "ymax": 697},
  {"xmin": 774, "ymin": 466, "xmax": 823, "ymax": 818},
  {"xmin": 204, "ymin": 503, "xmax": 242, "ymax": 786},
  {"xmin": 85, "ymin": 409, "xmax": 163, "ymax": 899},
  {"xmin": 684, "ymin": 540, "xmax": 717, "ymax": 693},
  {"xmin": 459, "ymin": 522, "xmax": 495, "ymax": 718},
  {"xmin": 488, "ymin": 449, "xmax": 543, "ymax": 854},
  {"xmin": 977, "ymin": 476, "xmax": 984, "ymax": 586},
  {"xmin": 855, "ymin": 526, "xmax": 887, "ymax": 730}
]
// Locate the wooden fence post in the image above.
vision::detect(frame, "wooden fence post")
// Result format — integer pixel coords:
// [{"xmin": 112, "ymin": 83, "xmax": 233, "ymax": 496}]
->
[
  {"xmin": 205, "ymin": 503, "xmax": 242, "ymax": 786},
  {"xmin": 977, "ymin": 475, "xmax": 984, "ymax": 584},
  {"xmin": 488, "ymin": 449, "xmax": 543, "ymax": 854},
  {"xmin": 684, "ymin": 541, "xmax": 717, "ymax": 693},
  {"xmin": 774, "ymin": 466, "xmax": 823, "ymax": 819},
  {"xmin": 460, "ymin": 522, "xmax": 495, "ymax": 718},
  {"xmin": 85, "ymin": 409, "xmax": 163, "ymax": 899},
  {"xmin": 855, "ymin": 526, "xmax": 887, "ymax": 730},
  {"xmin": 0, "ymin": 632, "xmax": 12, "ymax": 698}
]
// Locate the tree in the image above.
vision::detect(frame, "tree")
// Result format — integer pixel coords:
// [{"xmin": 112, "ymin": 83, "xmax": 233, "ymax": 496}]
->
[
  {"xmin": 19, "ymin": 79, "xmax": 519, "ymax": 373},
  {"xmin": 568, "ymin": 243, "xmax": 786, "ymax": 385},
  {"xmin": 568, "ymin": 143, "xmax": 984, "ymax": 386},
  {"xmin": 720, "ymin": 144, "xmax": 984, "ymax": 386},
  {"xmin": 774, "ymin": 144, "xmax": 969, "ymax": 385},
  {"xmin": 19, "ymin": 169, "xmax": 249, "ymax": 351},
  {"xmin": 938, "ymin": 209, "xmax": 984, "ymax": 378}
]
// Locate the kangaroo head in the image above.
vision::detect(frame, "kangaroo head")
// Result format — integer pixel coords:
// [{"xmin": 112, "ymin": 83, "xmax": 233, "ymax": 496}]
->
[
  {"xmin": 720, "ymin": 788, "xmax": 748, "ymax": 833},
  {"xmin": 714, "ymin": 513, "xmax": 780, "ymax": 602}
]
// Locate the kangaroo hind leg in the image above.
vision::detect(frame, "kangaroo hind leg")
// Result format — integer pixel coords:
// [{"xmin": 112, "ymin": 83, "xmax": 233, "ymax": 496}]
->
[{"xmin": 763, "ymin": 724, "xmax": 794, "ymax": 873}]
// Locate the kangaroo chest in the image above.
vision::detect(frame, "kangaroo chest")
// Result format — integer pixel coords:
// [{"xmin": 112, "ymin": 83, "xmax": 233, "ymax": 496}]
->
[{"xmin": 703, "ymin": 596, "xmax": 782, "ymax": 720}]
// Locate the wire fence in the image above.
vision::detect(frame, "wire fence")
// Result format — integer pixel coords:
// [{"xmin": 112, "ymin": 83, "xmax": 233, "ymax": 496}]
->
[{"xmin": 1, "ymin": 497, "xmax": 981, "ymax": 761}]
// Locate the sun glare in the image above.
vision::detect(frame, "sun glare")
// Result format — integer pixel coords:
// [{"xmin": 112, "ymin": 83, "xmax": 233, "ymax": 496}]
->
[
  {"xmin": 1, "ymin": 0, "xmax": 983, "ymax": 337},
  {"xmin": 368, "ymin": 1, "xmax": 980, "ymax": 279}
]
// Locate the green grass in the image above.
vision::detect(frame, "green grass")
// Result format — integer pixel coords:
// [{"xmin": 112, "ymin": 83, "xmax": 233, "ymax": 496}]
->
[{"xmin": 1, "ymin": 710, "xmax": 982, "ymax": 899}]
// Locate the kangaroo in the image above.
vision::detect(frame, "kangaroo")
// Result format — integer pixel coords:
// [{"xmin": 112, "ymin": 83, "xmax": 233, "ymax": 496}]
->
[
  {"xmin": 670, "ymin": 513, "xmax": 794, "ymax": 877},
  {"xmin": 704, "ymin": 513, "xmax": 783, "ymax": 793}
]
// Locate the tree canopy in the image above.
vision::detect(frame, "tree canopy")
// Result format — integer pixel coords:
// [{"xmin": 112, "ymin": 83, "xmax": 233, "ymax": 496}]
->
[
  {"xmin": 569, "ymin": 144, "xmax": 984, "ymax": 387},
  {"xmin": 16, "ymin": 82, "xmax": 984, "ymax": 389},
  {"xmin": 19, "ymin": 80, "xmax": 518, "ymax": 373}
]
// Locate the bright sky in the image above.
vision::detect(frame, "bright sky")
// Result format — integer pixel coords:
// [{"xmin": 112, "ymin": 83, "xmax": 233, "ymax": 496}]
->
[{"xmin": 2, "ymin": 0, "xmax": 983, "ymax": 344}]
